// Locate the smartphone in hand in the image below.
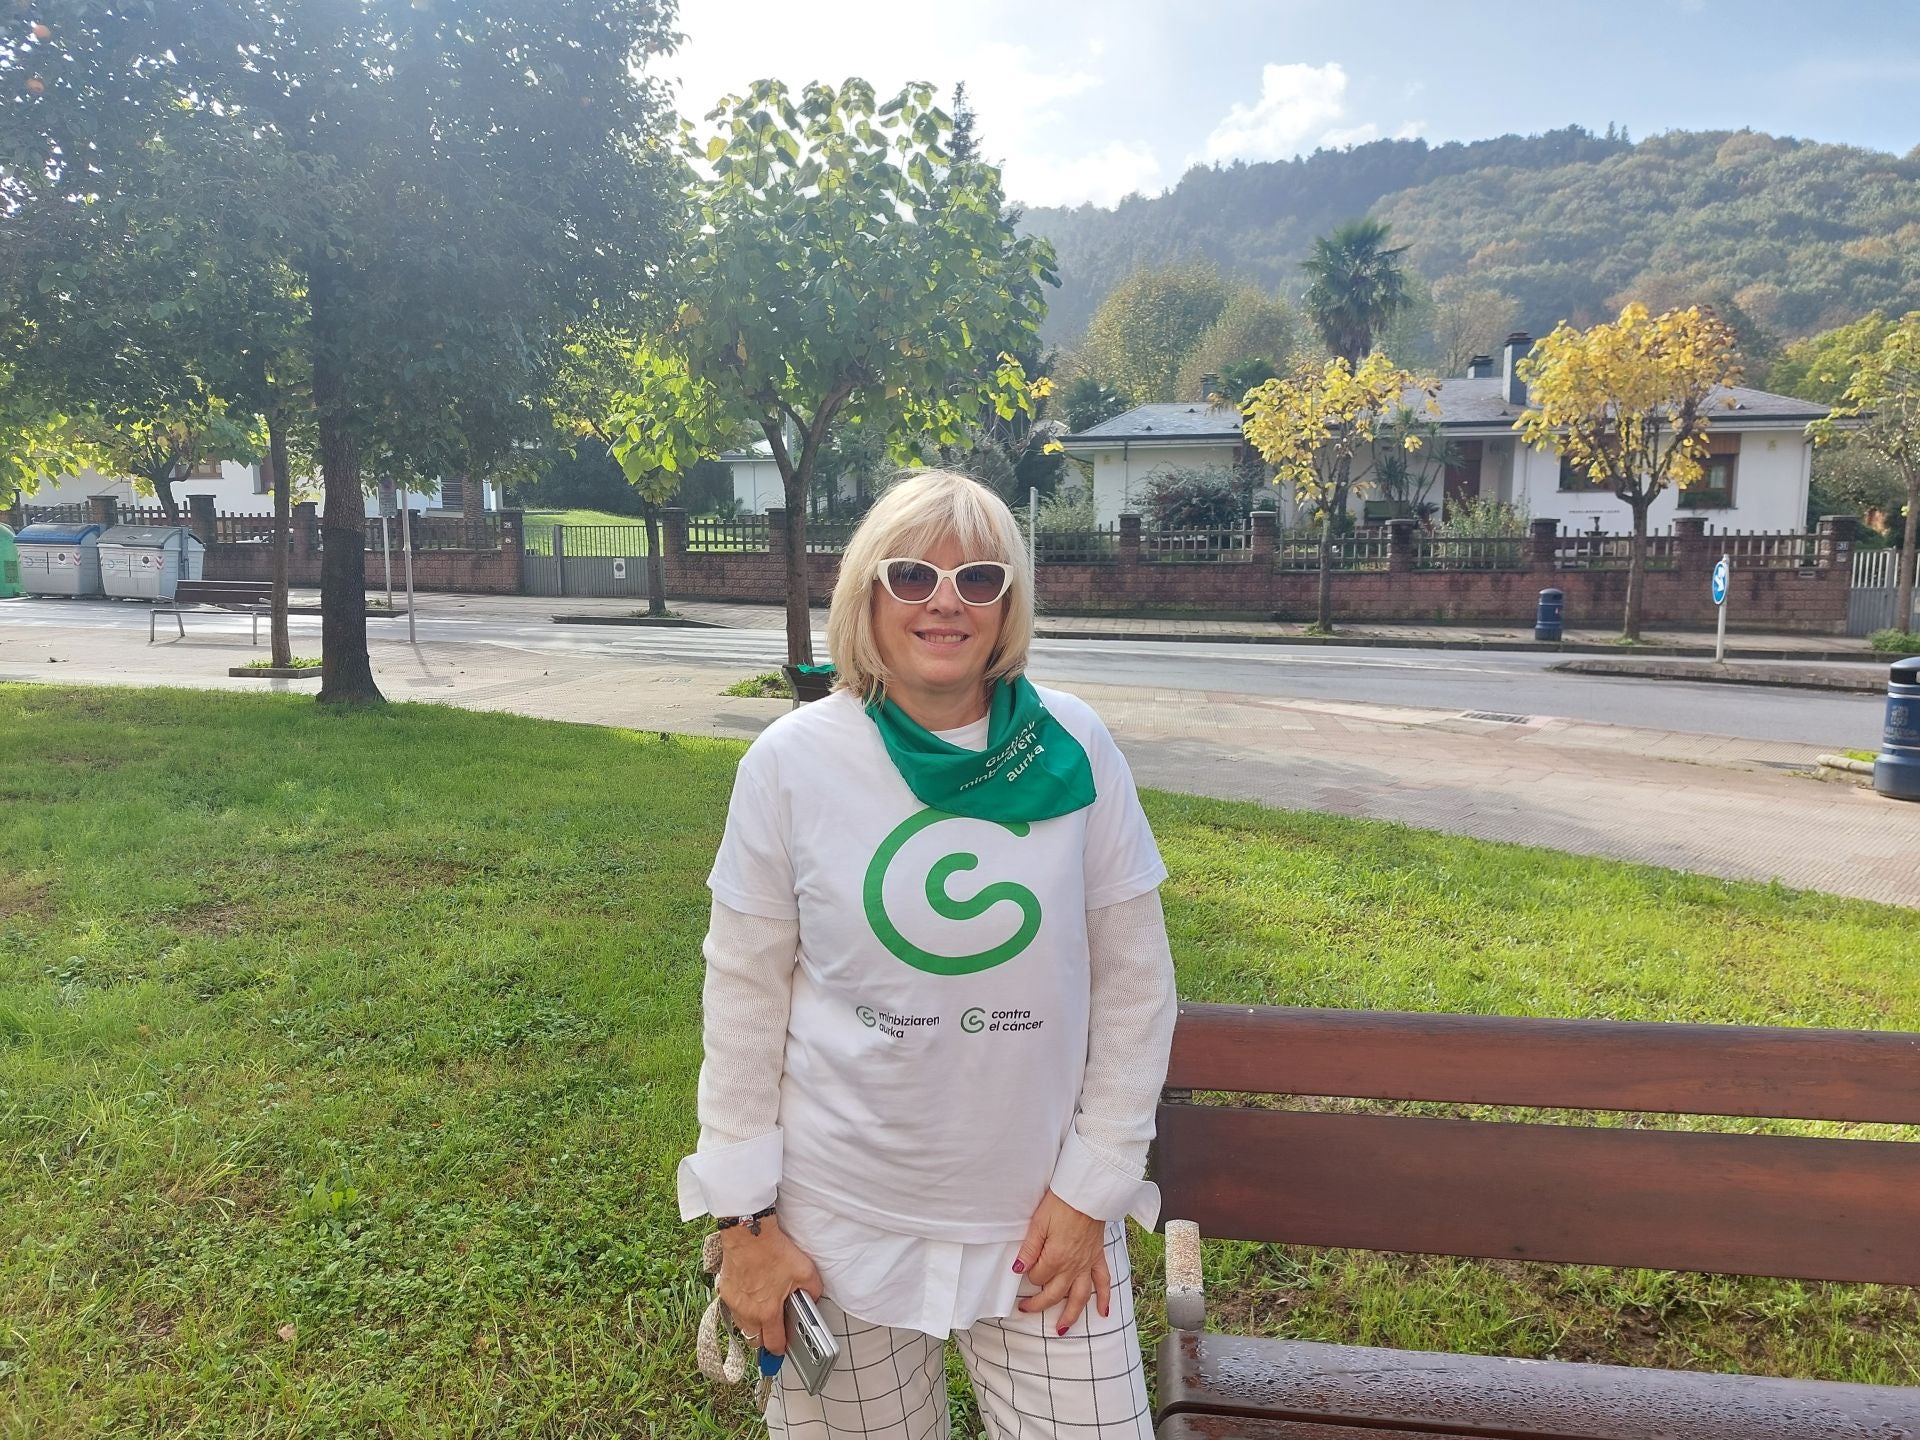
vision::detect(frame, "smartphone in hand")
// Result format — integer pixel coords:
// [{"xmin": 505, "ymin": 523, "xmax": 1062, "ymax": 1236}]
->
[{"xmin": 777, "ymin": 1290, "xmax": 839, "ymax": 1396}]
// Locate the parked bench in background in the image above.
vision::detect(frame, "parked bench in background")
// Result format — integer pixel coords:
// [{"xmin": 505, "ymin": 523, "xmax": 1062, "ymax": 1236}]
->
[
  {"xmin": 1151, "ymin": 1003, "xmax": 1920, "ymax": 1439},
  {"xmin": 150, "ymin": 579, "xmax": 273, "ymax": 645}
]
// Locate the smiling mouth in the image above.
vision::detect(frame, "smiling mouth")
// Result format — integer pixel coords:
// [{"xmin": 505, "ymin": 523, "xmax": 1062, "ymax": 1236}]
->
[{"xmin": 915, "ymin": 630, "xmax": 970, "ymax": 646}]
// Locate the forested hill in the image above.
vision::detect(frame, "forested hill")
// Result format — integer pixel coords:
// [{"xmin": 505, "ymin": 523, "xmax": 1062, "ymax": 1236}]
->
[{"xmin": 1019, "ymin": 127, "xmax": 1920, "ymax": 347}]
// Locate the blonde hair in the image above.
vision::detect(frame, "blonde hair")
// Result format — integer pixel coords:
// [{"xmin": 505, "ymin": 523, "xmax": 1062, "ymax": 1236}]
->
[{"xmin": 827, "ymin": 469, "xmax": 1034, "ymax": 702}]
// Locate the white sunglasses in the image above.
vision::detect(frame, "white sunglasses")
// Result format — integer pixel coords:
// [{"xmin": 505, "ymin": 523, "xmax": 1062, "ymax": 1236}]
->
[{"xmin": 875, "ymin": 557, "xmax": 1013, "ymax": 607}]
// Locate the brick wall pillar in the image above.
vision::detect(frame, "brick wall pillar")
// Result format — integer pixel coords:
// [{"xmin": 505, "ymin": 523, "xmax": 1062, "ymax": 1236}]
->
[
  {"xmin": 1118, "ymin": 512, "xmax": 1141, "ymax": 571},
  {"xmin": 498, "ymin": 507, "xmax": 524, "ymax": 556},
  {"xmin": 1817, "ymin": 513, "xmax": 1858, "ymax": 571},
  {"xmin": 1387, "ymin": 517, "xmax": 1417, "ymax": 575},
  {"xmin": 767, "ymin": 507, "xmax": 788, "ymax": 557},
  {"xmin": 1528, "ymin": 517, "xmax": 1559, "ymax": 571},
  {"xmin": 1673, "ymin": 515, "xmax": 1710, "ymax": 579},
  {"xmin": 663, "ymin": 507, "xmax": 689, "ymax": 555},
  {"xmin": 1250, "ymin": 510, "xmax": 1275, "ymax": 566},
  {"xmin": 87, "ymin": 495, "xmax": 118, "ymax": 530},
  {"xmin": 5, "ymin": 497, "xmax": 24, "ymax": 530},
  {"xmin": 186, "ymin": 493, "xmax": 217, "ymax": 546},
  {"xmin": 291, "ymin": 501, "xmax": 318, "ymax": 565}
]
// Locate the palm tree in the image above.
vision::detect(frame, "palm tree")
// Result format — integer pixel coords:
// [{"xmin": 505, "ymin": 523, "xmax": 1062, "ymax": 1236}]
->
[{"xmin": 1300, "ymin": 218, "xmax": 1412, "ymax": 363}]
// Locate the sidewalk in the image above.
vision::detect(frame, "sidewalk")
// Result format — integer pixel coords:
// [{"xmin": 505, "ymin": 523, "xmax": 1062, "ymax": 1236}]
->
[{"xmin": 5, "ymin": 596, "xmax": 1916, "ymax": 908}]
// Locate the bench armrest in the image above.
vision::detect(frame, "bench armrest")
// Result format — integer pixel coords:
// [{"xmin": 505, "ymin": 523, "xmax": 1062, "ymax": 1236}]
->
[{"xmin": 1163, "ymin": 1218, "xmax": 1206, "ymax": 1331}]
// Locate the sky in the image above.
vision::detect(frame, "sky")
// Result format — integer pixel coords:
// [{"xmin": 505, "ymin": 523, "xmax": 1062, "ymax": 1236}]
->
[{"xmin": 665, "ymin": 0, "xmax": 1920, "ymax": 209}]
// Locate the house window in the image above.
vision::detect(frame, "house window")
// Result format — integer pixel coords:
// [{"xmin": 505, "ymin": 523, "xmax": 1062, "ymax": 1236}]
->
[
  {"xmin": 1677, "ymin": 453, "xmax": 1737, "ymax": 509},
  {"xmin": 439, "ymin": 476, "xmax": 465, "ymax": 510},
  {"xmin": 184, "ymin": 457, "xmax": 224, "ymax": 480},
  {"xmin": 253, "ymin": 459, "xmax": 271, "ymax": 495},
  {"xmin": 1557, "ymin": 454, "xmax": 1608, "ymax": 492}
]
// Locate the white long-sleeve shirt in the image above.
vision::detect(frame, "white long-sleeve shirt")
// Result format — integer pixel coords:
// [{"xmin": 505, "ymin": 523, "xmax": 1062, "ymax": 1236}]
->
[{"xmin": 674, "ymin": 691, "xmax": 1178, "ymax": 1335}]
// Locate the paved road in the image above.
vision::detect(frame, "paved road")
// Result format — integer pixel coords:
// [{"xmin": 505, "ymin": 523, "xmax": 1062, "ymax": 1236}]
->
[{"xmin": 1, "ymin": 595, "xmax": 1885, "ymax": 750}]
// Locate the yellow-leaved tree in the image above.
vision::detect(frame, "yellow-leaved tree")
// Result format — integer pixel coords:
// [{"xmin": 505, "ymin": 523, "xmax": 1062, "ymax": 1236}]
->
[
  {"xmin": 1241, "ymin": 351, "xmax": 1435, "ymax": 633},
  {"xmin": 1809, "ymin": 312, "xmax": 1920, "ymax": 637},
  {"xmin": 1515, "ymin": 303, "xmax": 1742, "ymax": 641}
]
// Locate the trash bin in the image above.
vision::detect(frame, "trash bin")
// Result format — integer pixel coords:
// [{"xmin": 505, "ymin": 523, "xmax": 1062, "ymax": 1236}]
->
[
  {"xmin": 98, "ymin": 524, "xmax": 206, "ymax": 600},
  {"xmin": 0, "ymin": 524, "xmax": 20, "ymax": 599},
  {"xmin": 14, "ymin": 521, "xmax": 104, "ymax": 596},
  {"xmin": 1873, "ymin": 656, "xmax": 1920, "ymax": 803},
  {"xmin": 1534, "ymin": 587, "xmax": 1565, "ymax": 643}
]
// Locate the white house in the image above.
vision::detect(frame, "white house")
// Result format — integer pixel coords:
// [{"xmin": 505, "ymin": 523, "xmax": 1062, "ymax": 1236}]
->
[
  {"xmin": 719, "ymin": 440, "xmax": 786, "ymax": 514},
  {"xmin": 1060, "ymin": 335, "xmax": 1830, "ymax": 533},
  {"xmin": 24, "ymin": 461, "xmax": 500, "ymax": 516}
]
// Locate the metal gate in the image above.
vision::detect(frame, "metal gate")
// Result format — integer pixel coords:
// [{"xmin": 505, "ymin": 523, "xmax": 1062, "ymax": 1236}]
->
[
  {"xmin": 522, "ymin": 522, "xmax": 655, "ymax": 598},
  {"xmin": 1849, "ymin": 548, "xmax": 1920, "ymax": 636}
]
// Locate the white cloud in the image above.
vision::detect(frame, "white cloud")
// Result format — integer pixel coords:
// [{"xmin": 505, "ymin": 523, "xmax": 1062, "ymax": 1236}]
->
[
  {"xmin": 1005, "ymin": 140, "xmax": 1163, "ymax": 208},
  {"xmin": 1393, "ymin": 119, "xmax": 1427, "ymax": 140},
  {"xmin": 1204, "ymin": 62, "xmax": 1351, "ymax": 163},
  {"xmin": 1318, "ymin": 122, "xmax": 1379, "ymax": 149}
]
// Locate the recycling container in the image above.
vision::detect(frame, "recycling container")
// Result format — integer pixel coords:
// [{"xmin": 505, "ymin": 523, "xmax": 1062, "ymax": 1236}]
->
[
  {"xmin": 14, "ymin": 521, "xmax": 104, "ymax": 596},
  {"xmin": 98, "ymin": 524, "xmax": 206, "ymax": 600},
  {"xmin": 0, "ymin": 524, "xmax": 20, "ymax": 598},
  {"xmin": 1534, "ymin": 587, "xmax": 1565, "ymax": 643},
  {"xmin": 1873, "ymin": 655, "xmax": 1920, "ymax": 803}
]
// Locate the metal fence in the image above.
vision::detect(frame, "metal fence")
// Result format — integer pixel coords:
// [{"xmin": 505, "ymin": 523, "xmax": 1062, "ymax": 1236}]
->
[
  {"xmin": 1029, "ymin": 526, "xmax": 1121, "ymax": 564},
  {"xmin": 1552, "ymin": 533, "xmax": 1678, "ymax": 571},
  {"xmin": 1712, "ymin": 527, "xmax": 1821, "ymax": 569},
  {"xmin": 1848, "ymin": 547, "xmax": 1920, "ymax": 636},
  {"xmin": 1414, "ymin": 536, "xmax": 1528, "ymax": 571},
  {"xmin": 1142, "ymin": 522, "xmax": 1254, "ymax": 563},
  {"xmin": 686, "ymin": 516, "xmax": 770, "ymax": 552}
]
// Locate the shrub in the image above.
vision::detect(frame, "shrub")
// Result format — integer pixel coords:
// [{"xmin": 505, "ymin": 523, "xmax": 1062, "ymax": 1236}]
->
[
  {"xmin": 1141, "ymin": 466, "xmax": 1245, "ymax": 530},
  {"xmin": 1438, "ymin": 495, "xmax": 1530, "ymax": 539},
  {"xmin": 1869, "ymin": 628, "xmax": 1920, "ymax": 655}
]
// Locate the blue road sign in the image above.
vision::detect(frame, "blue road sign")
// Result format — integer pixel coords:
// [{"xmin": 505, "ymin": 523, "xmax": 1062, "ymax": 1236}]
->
[{"xmin": 1711, "ymin": 558, "xmax": 1730, "ymax": 606}]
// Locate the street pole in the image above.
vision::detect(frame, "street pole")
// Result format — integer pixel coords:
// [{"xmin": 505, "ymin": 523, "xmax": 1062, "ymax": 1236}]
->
[
  {"xmin": 1028, "ymin": 487, "xmax": 1037, "ymax": 578},
  {"xmin": 380, "ymin": 515, "xmax": 393, "ymax": 610},
  {"xmin": 402, "ymin": 494, "xmax": 417, "ymax": 645},
  {"xmin": 1714, "ymin": 551, "xmax": 1729, "ymax": 665}
]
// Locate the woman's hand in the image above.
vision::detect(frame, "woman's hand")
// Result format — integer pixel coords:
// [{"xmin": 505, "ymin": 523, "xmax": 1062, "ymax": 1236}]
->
[
  {"xmin": 715, "ymin": 1217, "xmax": 824, "ymax": 1356},
  {"xmin": 1013, "ymin": 1190, "xmax": 1111, "ymax": 1335}
]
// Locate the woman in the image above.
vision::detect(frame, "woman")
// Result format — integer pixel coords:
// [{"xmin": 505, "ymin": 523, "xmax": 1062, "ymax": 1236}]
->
[{"xmin": 678, "ymin": 469, "xmax": 1177, "ymax": 1439}]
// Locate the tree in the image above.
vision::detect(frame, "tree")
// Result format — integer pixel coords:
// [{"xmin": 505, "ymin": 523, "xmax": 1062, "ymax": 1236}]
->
[
  {"xmin": 9, "ymin": 0, "xmax": 681, "ymax": 704},
  {"xmin": 1079, "ymin": 263, "xmax": 1229, "ymax": 404},
  {"xmin": 611, "ymin": 79, "xmax": 1056, "ymax": 667},
  {"xmin": 1516, "ymin": 303, "xmax": 1744, "ymax": 640},
  {"xmin": 1242, "ymin": 352, "xmax": 1434, "ymax": 632},
  {"xmin": 1427, "ymin": 276, "xmax": 1521, "ymax": 378},
  {"xmin": 1174, "ymin": 288, "xmax": 1298, "ymax": 406},
  {"xmin": 949, "ymin": 82, "xmax": 979, "ymax": 165},
  {"xmin": 1811, "ymin": 313, "xmax": 1920, "ymax": 635},
  {"xmin": 1300, "ymin": 218, "xmax": 1412, "ymax": 364},
  {"xmin": 1061, "ymin": 375, "xmax": 1129, "ymax": 433},
  {"xmin": 1770, "ymin": 313, "xmax": 1904, "ymax": 537}
]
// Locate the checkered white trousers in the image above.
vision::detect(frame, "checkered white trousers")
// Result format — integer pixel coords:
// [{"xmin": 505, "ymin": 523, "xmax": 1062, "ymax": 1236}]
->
[{"xmin": 765, "ymin": 1222, "xmax": 1153, "ymax": 1440}]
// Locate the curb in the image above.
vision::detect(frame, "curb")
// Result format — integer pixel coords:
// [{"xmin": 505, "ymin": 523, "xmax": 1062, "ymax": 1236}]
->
[
  {"xmin": 228, "ymin": 666, "xmax": 322, "ymax": 680},
  {"xmin": 551, "ymin": 614, "xmax": 723, "ymax": 628},
  {"xmin": 1549, "ymin": 659, "xmax": 1885, "ymax": 693},
  {"xmin": 1031, "ymin": 628, "xmax": 1878, "ymax": 662}
]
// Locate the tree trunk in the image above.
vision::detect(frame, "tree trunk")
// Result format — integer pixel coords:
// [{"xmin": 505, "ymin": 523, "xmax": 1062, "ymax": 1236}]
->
[
  {"xmin": 782, "ymin": 458, "xmax": 812, "ymax": 666},
  {"xmin": 1897, "ymin": 470, "xmax": 1919, "ymax": 635},
  {"xmin": 151, "ymin": 464, "xmax": 181, "ymax": 523},
  {"xmin": 310, "ymin": 260, "xmax": 383, "ymax": 704},
  {"xmin": 267, "ymin": 413, "xmax": 292, "ymax": 667},
  {"xmin": 1622, "ymin": 500, "xmax": 1650, "ymax": 642},
  {"xmin": 1315, "ymin": 505, "xmax": 1335, "ymax": 633},
  {"xmin": 644, "ymin": 503, "xmax": 666, "ymax": 617}
]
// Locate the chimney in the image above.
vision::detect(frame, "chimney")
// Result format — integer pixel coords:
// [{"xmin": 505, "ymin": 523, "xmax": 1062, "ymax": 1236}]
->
[
  {"xmin": 1502, "ymin": 332, "xmax": 1532, "ymax": 407},
  {"xmin": 1466, "ymin": 354, "xmax": 1494, "ymax": 379},
  {"xmin": 1199, "ymin": 372, "xmax": 1221, "ymax": 402}
]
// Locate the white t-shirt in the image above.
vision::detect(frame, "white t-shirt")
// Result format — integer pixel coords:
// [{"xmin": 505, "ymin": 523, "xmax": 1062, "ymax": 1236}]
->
[{"xmin": 705, "ymin": 684, "xmax": 1167, "ymax": 1248}]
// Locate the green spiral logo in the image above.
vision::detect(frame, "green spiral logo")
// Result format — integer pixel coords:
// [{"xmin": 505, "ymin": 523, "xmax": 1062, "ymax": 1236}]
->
[{"xmin": 862, "ymin": 809, "xmax": 1042, "ymax": 975}]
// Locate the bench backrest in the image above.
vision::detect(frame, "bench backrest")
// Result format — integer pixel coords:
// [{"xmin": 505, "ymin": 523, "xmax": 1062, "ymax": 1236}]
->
[
  {"xmin": 174, "ymin": 579, "xmax": 270, "ymax": 605},
  {"xmin": 1151, "ymin": 1004, "xmax": 1920, "ymax": 1285}
]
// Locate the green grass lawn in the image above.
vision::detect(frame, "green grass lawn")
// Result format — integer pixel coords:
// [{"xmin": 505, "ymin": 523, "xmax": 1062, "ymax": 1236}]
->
[
  {"xmin": 521, "ymin": 509, "xmax": 651, "ymax": 554},
  {"xmin": 2, "ymin": 685, "xmax": 1915, "ymax": 1437}
]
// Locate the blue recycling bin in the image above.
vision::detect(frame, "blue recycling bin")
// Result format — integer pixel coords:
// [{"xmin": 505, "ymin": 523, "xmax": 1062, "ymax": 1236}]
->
[
  {"xmin": 1873, "ymin": 656, "xmax": 1920, "ymax": 802},
  {"xmin": 1534, "ymin": 587, "xmax": 1565, "ymax": 643}
]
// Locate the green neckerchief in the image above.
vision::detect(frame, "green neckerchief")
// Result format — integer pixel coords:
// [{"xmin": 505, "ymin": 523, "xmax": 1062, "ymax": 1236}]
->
[{"xmin": 865, "ymin": 675, "xmax": 1097, "ymax": 822}]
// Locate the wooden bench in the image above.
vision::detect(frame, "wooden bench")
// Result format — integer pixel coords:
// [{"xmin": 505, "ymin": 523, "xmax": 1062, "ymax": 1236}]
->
[
  {"xmin": 150, "ymin": 579, "xmax": 272, "ymax": 645},
  {"xmin": 1150, "ymin": 1004, "xmax": 1920, "ymax": 1439}
]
